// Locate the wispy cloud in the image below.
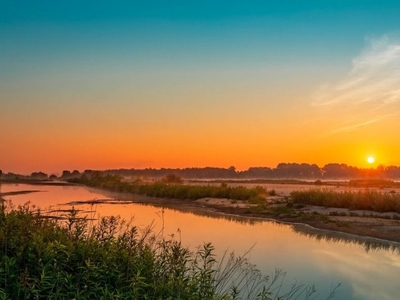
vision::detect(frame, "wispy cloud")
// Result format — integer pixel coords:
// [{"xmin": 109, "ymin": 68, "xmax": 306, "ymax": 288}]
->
[
  {"xmin": 325, "ymin": 114, "xmax": 396, "ymax": 136},
  {"xmin": 312, "ymin": 33, "xmax": 400, "ymax": 135}
]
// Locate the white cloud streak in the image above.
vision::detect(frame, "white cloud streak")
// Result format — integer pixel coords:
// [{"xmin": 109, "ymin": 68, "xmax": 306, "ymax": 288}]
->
[
  {"xmin": 312, "ymin": 33, "xmax": 400, "ymax": 135},
  {"xmin": 326, "ymin": 114, "xmax": 396, "ymax": 136}
]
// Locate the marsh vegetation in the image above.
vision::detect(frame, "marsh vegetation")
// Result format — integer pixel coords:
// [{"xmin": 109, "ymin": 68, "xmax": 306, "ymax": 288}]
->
[
  {"xmin": 0, "ymin": 200, "xmax": 338, "ymax": 299},
  {"xmin": 69, "ymin": 174, "xmax": 268, "ymax": 202},
  {"xmin": 290, "ymin": 189, "xmax": 400, "ymax": 213}
]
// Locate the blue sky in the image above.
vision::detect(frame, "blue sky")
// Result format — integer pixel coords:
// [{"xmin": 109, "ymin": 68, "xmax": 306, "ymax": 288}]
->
[{"xmin": 4, "ymin": 0, "xmax": 391, "ymax": 92}]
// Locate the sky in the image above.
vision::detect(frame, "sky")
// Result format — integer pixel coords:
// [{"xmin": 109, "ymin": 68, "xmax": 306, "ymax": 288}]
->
[{"xmin": 1, "ymin": 1, "xmax": 400, "ymax": 174}]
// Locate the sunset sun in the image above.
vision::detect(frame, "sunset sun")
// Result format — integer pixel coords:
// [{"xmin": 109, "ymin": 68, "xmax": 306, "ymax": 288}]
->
[{"xmin": 367, "ymin": 156, "xmax": 375, "ymax": 164}]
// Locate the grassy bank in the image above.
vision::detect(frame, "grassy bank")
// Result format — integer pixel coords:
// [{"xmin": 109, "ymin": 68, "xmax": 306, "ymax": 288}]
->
[
  {"xmin": 290, "ymin": 189, "xmax": 400, "ymax": 213},
  {"xmin": 69, "ymin": 174, "xmax": 268, "ymax": 202}
]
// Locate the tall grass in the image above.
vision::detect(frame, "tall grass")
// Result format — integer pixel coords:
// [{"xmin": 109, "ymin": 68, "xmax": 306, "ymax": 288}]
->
[
  {"xmin": 291, "ymin": 189, "xmax": 400, "ymax": 213},
  {"xmin": 0, "ymin": 201, "xmax": 337, "ymax": 299},
  {"xmin": 69, "ymin": 174, "xmax": 266, "ymax": 201}
]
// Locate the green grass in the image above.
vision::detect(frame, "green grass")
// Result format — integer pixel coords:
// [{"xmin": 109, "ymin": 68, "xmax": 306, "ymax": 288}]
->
[
  {"xmin": 348, "ymin": 179, "xmax": 400, "ymax": 188},
  {"xmin": 0, "ymin": 200, "xmax": 338, "ymax": 299},
  {"xmin": 290, "ymin": 189, "xmax": 400, "ymax": 213},
  {"xmin": 69, "ymin": 174, "xmax": 267, "ymax": 201}
]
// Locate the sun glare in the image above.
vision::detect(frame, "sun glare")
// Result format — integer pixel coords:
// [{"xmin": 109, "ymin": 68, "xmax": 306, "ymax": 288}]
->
[{"xmin": 367, "ymin": 156, "xmax": 375, "ymax": 164}]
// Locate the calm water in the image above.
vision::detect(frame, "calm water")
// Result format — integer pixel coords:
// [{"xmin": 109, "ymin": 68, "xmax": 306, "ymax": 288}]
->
[{"xmin": 1, "ymin": 183, "xmax": 400, "ymax": 300}]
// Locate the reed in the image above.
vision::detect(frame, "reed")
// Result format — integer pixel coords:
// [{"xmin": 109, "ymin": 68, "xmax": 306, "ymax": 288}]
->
[{"xmin": 69, "ymin": 174, "xmax": 265, "ymax": 201}]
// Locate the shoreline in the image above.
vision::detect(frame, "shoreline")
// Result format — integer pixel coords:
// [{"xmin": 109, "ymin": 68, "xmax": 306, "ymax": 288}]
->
[
  {"xmin": 2, "ymin": 186, "xmax": 400, "ymax": 245},
  {"xmin": 92, "ymin": 188, "xmax": 400, "ymax": 245}
]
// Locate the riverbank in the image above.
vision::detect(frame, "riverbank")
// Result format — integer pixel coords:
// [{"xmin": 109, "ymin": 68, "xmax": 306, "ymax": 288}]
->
[
  {"xmin": 76, "ymin": 188, "xmax": 400, "ymax": 244},
  {"xmin": 2, "ymin": 185, "xmax": 400, "ymax": 244}
]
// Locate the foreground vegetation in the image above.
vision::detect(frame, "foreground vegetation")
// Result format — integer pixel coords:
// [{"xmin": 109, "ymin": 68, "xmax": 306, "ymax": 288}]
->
[{"xmin": 0, "ymin": 200, "xmax": 337, "ymax": 299}]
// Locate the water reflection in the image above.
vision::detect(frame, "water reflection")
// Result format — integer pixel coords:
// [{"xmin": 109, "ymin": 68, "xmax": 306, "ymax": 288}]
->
[{"xmin": 291, "ymin": 224, "xmax": 400, "ymax": 254}]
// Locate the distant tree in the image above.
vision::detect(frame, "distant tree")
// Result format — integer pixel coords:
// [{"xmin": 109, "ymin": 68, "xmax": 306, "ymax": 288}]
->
[
  {"xmin": 49, "ymin": 174, "xmax": 58, "ymax": 180},
  {"xmin": 61, "ymin": 170, "xmax": 81, "ymax": 180},
  {"xmin": 244, "ymin": 167, "xmax": 273, "ymax": 178},
  {"xmin": 323, "ymin": 163, "xmax": 352, "ymax": 178},
  {"xmin": 386, "ymin": 166, "xmax": 400, "ymax": 178},
  {"xmin": 82, "ymin": 170, "xmax": 97, "ymax": 178},
  {"xmin": 61, "ymin": 170, "xmax": 71, "ymax": 179},
  {"xmin": 71, "ymin": 170, "xmax": 81, "ymax": 177},
  {"xmin": 227, "ymin": 166, "xmax": 237, "ymax": 177},
  {"xmin": 30, "ymin": 172, "xmax": 48, "ymax": 180}
]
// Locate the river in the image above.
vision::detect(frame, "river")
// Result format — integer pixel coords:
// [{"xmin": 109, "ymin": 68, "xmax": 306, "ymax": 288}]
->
[{"xmin": 1, "ymin": 183, "xmax": 400, "ymax": 299}]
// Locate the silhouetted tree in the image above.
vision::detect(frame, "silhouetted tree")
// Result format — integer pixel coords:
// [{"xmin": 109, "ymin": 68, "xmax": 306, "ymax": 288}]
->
[
  {"xmin": 30, "ymin": 172, "xmax": 48, "ymax": 180},
  {"xmin": 244, "ymin": 167, "xmax": 273, "ymax": 178},
  {"xmin": 71, "ymin": 170, "xmax": 81, "ymax": 177},
  {"xmin": 385, "ymin": 166, "xmax": 400, "ymax": 178},
  {"xmin": 323, "ymin": 163, "xmax": 350, "ymax": 178},
  {"xmin": 49, "ymin": 174, "xmax": 58, "ymax": 180},
  {"xmin": 61, "ymin": 170, "xmax": 71, "ymax": 178}
]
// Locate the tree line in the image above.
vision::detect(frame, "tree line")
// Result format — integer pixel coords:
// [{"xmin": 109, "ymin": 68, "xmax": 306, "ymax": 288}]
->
[
  {"xmin": 69, "ymin": 163, "xmax": 400, "ymax": 180},
  {"xmin": 2, "ymin": 163, "xmax": 400, "ymax": 180}
]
